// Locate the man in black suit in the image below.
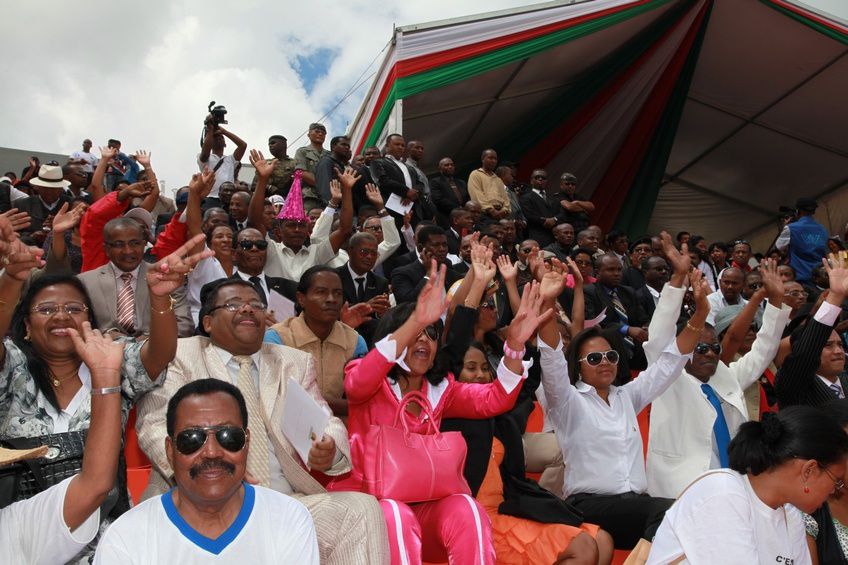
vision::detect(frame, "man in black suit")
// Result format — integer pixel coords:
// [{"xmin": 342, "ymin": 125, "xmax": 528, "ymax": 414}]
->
[
  {"xmin": 518, "ymin": 168, "xmax": 566, "ymax": 248},
  {"xmin": 445, "ymin": 209, "xmax": 473, "ymax": 256},
  {"xmin": 231, "ymin": 227, "xmax": 297, "ymax": 307},
  {"xmin": 635, "ymin": 256, "xmax": 670, "ymax": 319},
  {"xmin": 392, "ymin": 225, "xmax": 461, "ymax": 304},
  {"xmin": 584, "ymin": 253, "xmax": 650, "ymax": 372},
  {"xmin": 776, "ymin": 265, "xmax": 848, "ymax": 408},
  {"xmin": 370, "ymin": 133, "xmax": 433, "ymax": 228},
  {"xmin": 228, "ymin": 191, "xmax": 251, "ymax": 232},
  {"xmin": 336, "ymin": 232, "xmax": 390, "ymax": 345},
  {"xmin": 429, "ymin": 157, "xmax": 469, "ymax": 228}
]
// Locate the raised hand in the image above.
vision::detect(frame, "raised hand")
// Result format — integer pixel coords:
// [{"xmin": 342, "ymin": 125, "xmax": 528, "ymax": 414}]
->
[
  {"xmin": 758, "ymin": 258, "xmax": 783, "ymax": 305},
  {"xmin": 526, "ymin": 247, "xmax": 544, "ymax": 282},
  {"xmin": 249, "ymin": 149, "xmax": 276, "ymax": 180},
  {"xmin": 146, "ymin": 234, "xmax": 214, "ymax": 297},
  {"xmin": 365, "ymin": 183, "xmax": 384, "ymax": 209},
  {"xmin": 505, "ymin": 281, "xmax": 555, "ymax": 347},
  {"xmin": 413, "ymin": 260, "xmax": 448, "ymax": 327},
  {"xmin": 496, "ymin": 254, "xmax": 517, "ymax": 282},
  {"xmin": 340, "ymin": 302, "xmax": 373, "ymax": 329},
  {"xmin": 565, "ymin": 256, "xmax": 584, "ymax": 288},
  {"xmin": 402, "ymin": 210, "xmax": 413, "ymax": 230},
  {"xmin": 367, "ymin": 293, "xmax": 391, "ymax": 317},
  {"xmin": 1, "ymin": 238, "xmax": 45, "ymax": 281},
  {"xmin": 471, "ymin": 241, "xmax": 496, "ymax": 283},
  {"xmin": 660, "ymin": 230, "xmax": 691, "ymax": 278},
  {"xmin": 0, "ymin": 216, "xmax": 17, "ymax": 258},
  {"xmin": 337, "ymin": 166, "xmax": 361, "ymax": 191},
  {"xmin": 539, "ymin": 261, "xmax": 567, "ymax": 301},
  {"xmin": 134, "ymin": 150, "xmax": 152, "ymax": 168},
  {"xmin": 99, "ymin": 146, "xmax": 118, "ymax": 162},
  {"xmin": 690, "ymin": 269, "xmax": 710, "ymax": 312},
  {"xmin": 51, "ymin": 202, "xmax": 85, "ymax": 234},
  {"xmin": 67, "ymin": 322, "xmax": 124, "ymax": 382},
  {"xmin": 118, "ymin": 180, "xmax": 154, "ymax": 202},
  {"xmin": 0, "ymin": 209, "xmax": 31, "ymax": 233},
  {"xmin": 188, "ymin": 170, "xmax": 216, "ymax": 200},
  {"xmin": 329, "ymin": 179, "xmax": 342, "ymax": 205}
]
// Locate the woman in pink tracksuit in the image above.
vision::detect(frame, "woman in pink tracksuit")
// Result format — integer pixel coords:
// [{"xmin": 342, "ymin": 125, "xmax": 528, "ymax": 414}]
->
[{"xmin": 339, "ymin": 262, "xmax": 553, "ymax": 565}]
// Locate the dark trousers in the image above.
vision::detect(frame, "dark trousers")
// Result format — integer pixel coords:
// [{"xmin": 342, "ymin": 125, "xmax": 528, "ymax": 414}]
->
[{"xmin": 565, "ymin": 492, "xmax": 673, "ymax": 550}]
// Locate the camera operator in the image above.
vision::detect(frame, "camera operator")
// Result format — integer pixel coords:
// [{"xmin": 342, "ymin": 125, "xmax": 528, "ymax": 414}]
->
[{"xmin": 198, "ymin": 111, "xmax": 247, "ymax": 211}]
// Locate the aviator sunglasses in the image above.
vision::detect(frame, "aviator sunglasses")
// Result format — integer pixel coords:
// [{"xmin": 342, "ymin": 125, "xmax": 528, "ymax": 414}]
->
[
  {"xmin": 173, "ymin": 425, "xmax": 246, "ymax": 455},
  {"xmin": 694, "ymin": 342, "xmax": 722, "ymax": 355},
  {"xmin": 579, "ymin": 350, "xmax": 620, "ymax": 366}
]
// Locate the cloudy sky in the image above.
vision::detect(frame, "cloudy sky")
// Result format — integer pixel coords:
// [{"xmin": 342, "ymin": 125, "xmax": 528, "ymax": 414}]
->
[{"xmin": 3, "ymin": 0, "xmax": 845, "ymax": 193}]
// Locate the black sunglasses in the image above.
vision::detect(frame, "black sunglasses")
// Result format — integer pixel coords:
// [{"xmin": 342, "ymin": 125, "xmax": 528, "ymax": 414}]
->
[
  {"xmin": 174, "ymin": 425, "xmax": 246, "ymax": 455},
  {"xmin": 579, "ymin": 350, "xmax": 620, "ymax": 366},
  {"xmin": 418, "ymin": 324, "xmax": 440, "ymax": 341},
  {"xmin": 694, "ymin": 342, "xmax": 722, "ymax": 355},
  {"xmin": 238, "ymin": 240, "xmax": 268, "ymax": 251}
]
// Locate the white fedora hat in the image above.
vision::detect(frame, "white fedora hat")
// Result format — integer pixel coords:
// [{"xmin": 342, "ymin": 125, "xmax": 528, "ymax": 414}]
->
[{"xmin": 30, "ymin": 164, "xmax": 70, "ymax": 189}]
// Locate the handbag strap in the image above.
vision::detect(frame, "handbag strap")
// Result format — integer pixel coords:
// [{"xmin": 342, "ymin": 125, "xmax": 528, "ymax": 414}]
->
[{"xmin": 394, "ymin": 390, "xmax": 438, "ymax": 435}]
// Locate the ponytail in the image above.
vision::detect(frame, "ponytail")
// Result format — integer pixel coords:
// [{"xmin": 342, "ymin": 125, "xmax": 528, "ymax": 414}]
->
[{"xmin": 728, "ymin": 406, "xmax": 848, "ymax": 476}]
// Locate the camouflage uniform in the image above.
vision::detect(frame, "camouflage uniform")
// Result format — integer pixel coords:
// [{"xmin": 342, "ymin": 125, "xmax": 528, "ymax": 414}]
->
[
  {"xmin": 294, "ymin": 145, "xmax": 330, "ymax": 212},
  {"xmin": 251, "ymin": 156, "xmax": 297, "ymax": 197}
]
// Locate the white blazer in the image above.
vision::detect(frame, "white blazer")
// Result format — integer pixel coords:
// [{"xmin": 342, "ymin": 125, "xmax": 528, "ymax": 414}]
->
[{"xmin": 644, "ymin": 293, "xmax": 790, "ymax": 498}]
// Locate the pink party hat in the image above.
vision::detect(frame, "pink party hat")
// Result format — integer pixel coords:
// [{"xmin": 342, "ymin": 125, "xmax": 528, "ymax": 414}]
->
[{"xmin": 277, "ymin": 170, "xmax": 308, "ymax": 221}]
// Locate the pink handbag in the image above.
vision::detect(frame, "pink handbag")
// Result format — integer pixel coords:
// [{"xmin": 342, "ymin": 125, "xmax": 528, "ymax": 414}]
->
[{"xmin": 361, "ymin": 391, "xmax": 471, "ymax": 503}]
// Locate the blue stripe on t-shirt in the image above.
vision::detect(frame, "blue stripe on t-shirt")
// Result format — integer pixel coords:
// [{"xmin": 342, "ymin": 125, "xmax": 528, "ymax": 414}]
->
[{"xmin": 161, "ymin": 482, "xmax": 255, "ymax": 555}]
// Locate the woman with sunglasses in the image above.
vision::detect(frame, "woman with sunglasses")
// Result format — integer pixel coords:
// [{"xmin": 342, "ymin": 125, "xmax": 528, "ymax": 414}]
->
[
  {"xmin": 648, "ymin": 405, "xmax": 848, "ymax": 564},
  {"xmin": 337, "ymin": 260, "xmax": 553, "ymax": 565},
  {"xmin": 536, "ymin": 235, "xmax": 710, "ymax": 551}
]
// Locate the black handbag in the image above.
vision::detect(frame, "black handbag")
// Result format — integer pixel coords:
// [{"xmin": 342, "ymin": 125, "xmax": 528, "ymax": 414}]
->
[{"xmin": 0, "ymin": 430, "xmax": 128, "ymax": 519}]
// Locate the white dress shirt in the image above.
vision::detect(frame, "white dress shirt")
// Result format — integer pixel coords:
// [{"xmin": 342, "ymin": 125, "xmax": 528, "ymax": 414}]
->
[
  {"xmin": 235, "ymin": 270, "xmax": 269, "ymax": 298},
  {"xmin": 386, "ymin": 155, "xmax": 413, "ymax": 189},
  {"xmin": 706, "ymin": 291, "xmax": 747, "ymax": 325},
  {"xmin": 264, "ymin": 207, "xmax": 338, "ymax": 280},
  {"xmin": 538, "ymin": 287, "xmax": 692, "ymax": 497}
]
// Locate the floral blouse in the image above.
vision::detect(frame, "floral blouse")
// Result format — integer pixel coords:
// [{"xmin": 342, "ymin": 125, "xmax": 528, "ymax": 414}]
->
[{"xmin": 0, "ymin": 337, "xmax": 163, "ymax": 439}]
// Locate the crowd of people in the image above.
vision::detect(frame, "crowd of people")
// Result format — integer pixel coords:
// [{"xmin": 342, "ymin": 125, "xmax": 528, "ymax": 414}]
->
[{"xmin": 0, "ymin": 117, "xmax": 847, "ymax": 565}]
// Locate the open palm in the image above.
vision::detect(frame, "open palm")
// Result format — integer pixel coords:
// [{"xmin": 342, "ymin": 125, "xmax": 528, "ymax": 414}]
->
[{"xmin": 147, "ymin": 234, "xmax": 214, "ymax": 296}]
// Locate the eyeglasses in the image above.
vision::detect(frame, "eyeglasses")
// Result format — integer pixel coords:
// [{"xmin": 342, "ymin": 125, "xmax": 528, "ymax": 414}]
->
[
  {"xmin": 30, "ymin": 302, "xmax": 89, "ymax": 317},
  {"xmin": 208, "ymin": 301, "xmax": 268, "ymax": 314},
  {"xmin": 785, "ymin": 290, "xmax": 809, "ymax": 298},
  {"xmin": 747, "ymin": 282, "xmax": 763, "ymax": 290},
  {"xmin": 579, "ymin": 350, "xmax": 620, "ymax": 366},
  {"xmin": 363, "ymin": 225, "xmax": 383, "ymax": 232},
  {"xmin": 237, "ymin": 240, "xmax": 268, "ymax": 251},
  {"xmin": 480, "ymin": 299, "xmax": 496, "ymax": 310},
  {"xmin": 354, "ymin": 248, "xmax": 379, "ymax": 257},
  {"xmin": 821, "ymin": 465, "xmax": 846, "ymax": 494},
  {"xmin": 105, "ymin": 239, "xmax": 146, "ymax": 249},
  {"xmin": 694, "ymin": 342, "xmax": 722, "ymax": 355},
  {"xmin": 417, "ymin": 325, "xmax": 440, "ymax": 341},
  {"xmin": 173, "ymin": 425, "xmax": 246, "ymax": 455},
  {"xmin": 520, "ymin": 247, "xmax": 534, "ymax": 254}
]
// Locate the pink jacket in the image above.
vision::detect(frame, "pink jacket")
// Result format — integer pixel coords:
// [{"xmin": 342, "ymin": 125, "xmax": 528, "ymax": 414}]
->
[{"xmin": 342, "ymin": 337, "xmax": 528, "ymax": 490}]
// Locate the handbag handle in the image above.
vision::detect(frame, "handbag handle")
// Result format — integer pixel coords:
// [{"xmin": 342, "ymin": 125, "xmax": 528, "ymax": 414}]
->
[{"xmin": 394, "ymin": 391, "xmax": 439, "ymax": 435}]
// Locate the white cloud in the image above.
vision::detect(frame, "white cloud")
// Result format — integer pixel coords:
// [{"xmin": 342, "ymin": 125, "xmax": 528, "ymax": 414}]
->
[{"xmin": 1, "ymin": 0, "xmax": 532, "ymax": 192}]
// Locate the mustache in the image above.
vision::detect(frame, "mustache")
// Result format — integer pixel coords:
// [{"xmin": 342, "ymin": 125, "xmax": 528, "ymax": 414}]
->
[{"xmin": 189, "ymin": 459, "xmax": 236, "ymax": 479}]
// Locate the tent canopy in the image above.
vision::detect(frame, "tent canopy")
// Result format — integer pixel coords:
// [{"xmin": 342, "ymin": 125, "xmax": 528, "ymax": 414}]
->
[{"xmin": 349, "ymin": 0, "xmax": 848, "ymax": 250}]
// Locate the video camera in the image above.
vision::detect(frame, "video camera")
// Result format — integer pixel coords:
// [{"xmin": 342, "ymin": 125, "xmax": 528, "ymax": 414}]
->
[{"xmin": 201, "ymin": 101, "xmax": 229, "ymax": 147}]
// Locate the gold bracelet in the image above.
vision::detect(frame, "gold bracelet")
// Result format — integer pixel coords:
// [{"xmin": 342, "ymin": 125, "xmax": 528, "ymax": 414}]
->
[
  {"xmin": 685, "ymin": 321, "xmax": 704, "ymax": 333},
  {"xmin": 151, "ymin": 295, "xmax": 176, "ymax": 315}
]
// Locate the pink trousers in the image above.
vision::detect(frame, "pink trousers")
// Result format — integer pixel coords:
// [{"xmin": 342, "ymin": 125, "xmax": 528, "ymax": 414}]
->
[{"xmin": 380, "ymin": 494, "xmax": 495, "ymax": 565}]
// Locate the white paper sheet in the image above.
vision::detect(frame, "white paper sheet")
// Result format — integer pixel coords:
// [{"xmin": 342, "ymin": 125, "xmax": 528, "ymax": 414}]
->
[
  {"xmin": 281, "ymin": 378, "xmax": 331, "ymax": 466},
  {"xmin": 385, "ymin": 193, "xmax": 414, "ymax": 215},
  {"xmin": 584, "ymin": 307, "xmax": 606, "ymax": 328},
  {"xmin": 267, "ymin": 290, "xmax": 295, "ymax": 321}
]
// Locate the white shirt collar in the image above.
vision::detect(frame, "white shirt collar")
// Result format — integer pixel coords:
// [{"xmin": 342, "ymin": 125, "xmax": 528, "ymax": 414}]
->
[
  {"xmin": 647, "ymin": 286, "xmax": 661, "ymax": 299},
  {"xmin": 347, "ymin": 262, "xmax": 368, "ymax": 281},
  {"xmin": 817, "ymin": 375, "xmax": 844, "ymax": 398},
  {"xmin": 211, "ymin": 343, "xmax": 263, "ymax": 371},
  {"xmin": 110, "ymin": 262, "xmax": 141, "ymax": 282}
]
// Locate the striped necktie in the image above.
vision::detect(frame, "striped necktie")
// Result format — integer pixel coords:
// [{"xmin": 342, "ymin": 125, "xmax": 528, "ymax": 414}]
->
[
  {"xmin": 116, "ymin": 273, "xmax": 135, "ymax": 334},
  {"xmin": 233, "ymin": 355, "xmax": 271, "ymax": 486},
  {"xmin": 829, "ymin": 382, "xmax": 843, "ymax": 399},
  {"xmin": 609, "ymin": 289, "xmax": 634, "ymax": 347}
]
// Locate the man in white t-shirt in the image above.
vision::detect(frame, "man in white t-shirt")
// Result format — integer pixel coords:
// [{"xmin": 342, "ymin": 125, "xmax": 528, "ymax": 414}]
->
[
  {"xmin": 96, "ymin": 379, "xmax": 319, "ymax": 564},
  {"xmin": 198, "ymin": 119, "xmax": 247, "ymax": 211},
  {"xmin": 70, "ymin": 138, "xmax": 99, "ymax": 172}
]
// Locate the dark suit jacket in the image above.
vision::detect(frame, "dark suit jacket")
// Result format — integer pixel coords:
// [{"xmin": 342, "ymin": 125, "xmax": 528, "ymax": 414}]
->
[
  {"xmin": 391, "ymin": 260, "xmax": 462, "ymax": 304},
  {"xmin": 221, "ymin": 273, "xmax": 298, "ymax": 304},
  {"xmin": 382, "ymin": 249, "xmax": 417, "ymax": 281},
  {"xmin": 429, "ymin": 174, "xmax": 469, "ymax": 228},
  {"xmin": 635, "ymin": 285, "xmax": 658, "ymax": 319},
  {"xmin": 370, "ymin": 157, "xmax": 434, "ymax": 226},
  {"xmin": 335, "ymin": 265, "xmax": 389, "ymax": 305},
  {"xmin": 518, "ymin": 190, "xmax": 566, "ymax": 248},
  {"xmin": 776, "ymin": 316, "xmax": 848, "ymax": 408},
  {"xmin": 13, "ymin": 193, "xmax": 75, "ymax": 243},
  {"xmin": 583, "ymin": 283, "xmax": 649, "ymax": 333},
  {"xmin": 446, "ymin": 228, "xmax": 462, "ymax": 256}
]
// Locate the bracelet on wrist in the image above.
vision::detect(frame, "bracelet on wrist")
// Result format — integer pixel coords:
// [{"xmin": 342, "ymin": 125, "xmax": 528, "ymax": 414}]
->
[
  {"xmin": 151, "ymin": 295, "xmax": 176, "ymax": 315},
  {"xmin": 685, "ymin": 321, "xmax": 704, "ymax": 333},
  {"xmin": 91, "ymin": 386, "xmax": 121, "ymax": 396},
  {"xmin": 503, "ymin": 341, "xmax": 526, "ymax": 360}
]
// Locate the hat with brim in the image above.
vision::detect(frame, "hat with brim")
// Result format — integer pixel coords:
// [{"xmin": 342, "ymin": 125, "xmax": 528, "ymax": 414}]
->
[
  {"xmin": 629, "ymin": 236, "xmax": 653, "ymax": 254},
  {"xmin": 714, "ymin": 304, "xmax": 762, "ymax": 337},
  {"xmin": 0, "ymin": 444, "xmax": 48, "ymax": 467},
  {"xmin": 795, "ymin": 197, "xmax": 818, "ymax": 212},
  {"xmin": 124, "ymin": 207, "xmax": 155, "ymax": 243},
  {"xmin": 30, "ymin": 164, "xmax": 70, "ymax": 189}
]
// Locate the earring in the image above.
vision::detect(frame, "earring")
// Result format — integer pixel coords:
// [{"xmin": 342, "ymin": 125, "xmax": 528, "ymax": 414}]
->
[
  {"xmin": 24, "ymin": 333, "xmax": 30, "ymax": 342},
  {"xmin": 804, "ymin": 484, "xmax": 810, "ymax": 494}
]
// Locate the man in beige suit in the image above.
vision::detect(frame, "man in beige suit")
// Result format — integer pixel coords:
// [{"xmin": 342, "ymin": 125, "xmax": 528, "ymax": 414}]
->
[
  {"xmin": 77, "ymin": 218, "xmax": 194, "ymax": 337},
  {"xmin": 136, "ymin": 279, "xmax": 388, "ymax": 564}
]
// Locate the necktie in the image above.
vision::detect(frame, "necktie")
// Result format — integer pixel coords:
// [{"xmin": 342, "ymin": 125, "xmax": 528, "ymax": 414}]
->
[
  {"xmin": 116, "ymin": 273, "xmax": 135, "ymax": 333},
  {"xmin": 609, "ymin": 289, "xmax": 634, "ymax": 347},
  {"xmin": 829, "ymin": 383, "xmax": 843, "ymax": 399},
  {"xmin": 448, "ymin": 179, "xmax": 462, "ymax": 204},
  {"xmin": 701, "ymin": 383, "xmax": 731, "ymax": 467},
  {"xmin": 248, "ymin": 276, "xmax": 267, "ymax": 304},
  {"xmin": 355, "ymin": 277, "xmax": 366, "ymax": 303},
  {"xmin": 233, "ymin": 355, "xmax": 271, "ymax": 486}
]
